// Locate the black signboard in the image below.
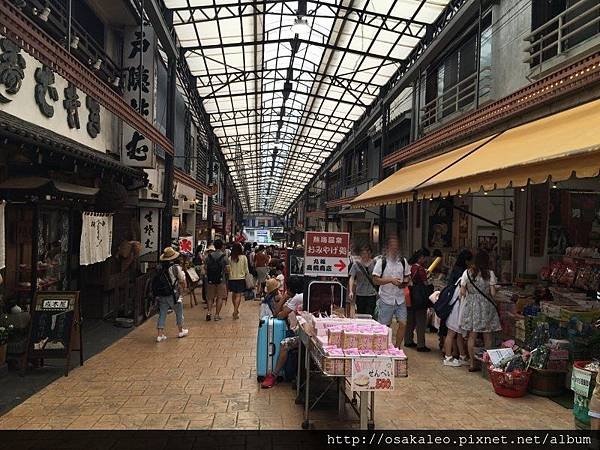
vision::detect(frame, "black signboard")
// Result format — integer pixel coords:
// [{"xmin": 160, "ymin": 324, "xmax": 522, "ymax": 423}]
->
[
  {"xmin": 25, "ymin": 291, "xmax": 83, "ymax": 376},
  {"xmin": 271, "ymin": 232, "xmax": 286, "ymax": 241}
]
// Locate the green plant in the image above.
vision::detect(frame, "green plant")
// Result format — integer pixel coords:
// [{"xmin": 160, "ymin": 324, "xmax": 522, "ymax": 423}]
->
[{"xmin": 0, "ymin": 325, "xmax": 13, "ymax": 345}]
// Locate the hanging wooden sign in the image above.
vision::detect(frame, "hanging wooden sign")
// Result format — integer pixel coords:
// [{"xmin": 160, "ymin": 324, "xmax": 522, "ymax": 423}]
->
[{"xmin": 24, "ymin": 291, "xmax": 83, "ymax": 376}]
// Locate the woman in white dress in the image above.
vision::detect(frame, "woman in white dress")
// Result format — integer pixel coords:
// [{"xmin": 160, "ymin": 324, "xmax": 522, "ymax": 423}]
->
[{"xmin": 459, "ymin": 250, "xmax": 502, "ymax": 372}]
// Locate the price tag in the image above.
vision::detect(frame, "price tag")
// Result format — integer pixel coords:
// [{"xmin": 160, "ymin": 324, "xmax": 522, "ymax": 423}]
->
[{"xmin": 351, "ymin": 357, "xmax": 394, "ymax": 391}]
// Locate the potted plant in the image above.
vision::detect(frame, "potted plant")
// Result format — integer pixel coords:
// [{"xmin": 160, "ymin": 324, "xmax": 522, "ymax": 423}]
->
[{"xmin": 0, "ymin": 325, "xmax": 13, "ymax": 365}]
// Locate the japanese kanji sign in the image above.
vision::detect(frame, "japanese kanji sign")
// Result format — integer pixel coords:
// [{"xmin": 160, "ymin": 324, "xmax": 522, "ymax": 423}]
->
[
  {"xmin": 304, "ymin": 231, "xmax": 350, "ymax": 277},
  {"xmin": 140, "ymin": 207, "xmax": 159, "ymax": 256},
  {"xmin": 121, "ymin": 25, "xmax": 155, "ymax": 168},
  {"xmin": 178, "ymin": 235, "xmax": 194, "ymax": 255},
  {"xmin": 351, "ymin": 357, "xmax": 395, "ymax": 392}
]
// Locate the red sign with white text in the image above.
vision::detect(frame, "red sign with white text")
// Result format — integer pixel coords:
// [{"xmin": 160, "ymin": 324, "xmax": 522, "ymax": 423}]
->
[{"xmin": 304, "ymin": 232, "xmax": 350, "ymax": 277}]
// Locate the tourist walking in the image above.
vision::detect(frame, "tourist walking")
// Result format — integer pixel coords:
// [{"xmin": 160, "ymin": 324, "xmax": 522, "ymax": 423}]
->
[
  {"xmin": 348, "ymin": 244, "xmax": 378, "ymax": 316},
  {"xmin": 372, "ymin": 236, "xmax": 411, "ymax": 349},
  {"xmin": 153, "ymin": 247, "xmax": 188, "ymax": 342},
  {"xmin": 459, "ymin": 250, "xmax": 501, "ymax": 372},
  {"xmin": 204, "ymin": 240, "xmax": 228, "ymax": 321},
  {"xmin": 405, "ymin": 248, "xmax": 432, "ymax": 352},
  {"xmin": 442, "ymin": 249, "xmax": 473, "ymax": 367},
  {"xmin": 228, "ymin": 242, "xmax": 250, "ymax": 320}
]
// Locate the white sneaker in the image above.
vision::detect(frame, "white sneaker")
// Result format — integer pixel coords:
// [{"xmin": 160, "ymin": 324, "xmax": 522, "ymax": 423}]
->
[
  {"xmin": 458, "ymin": 356, "xmax": 470, "ymax": 366},
  {"xmin": 443, "ymin": 357, "xmax": 461, "ymax": 367},
  {"xmin": 178, "ymin": 329, "xmax": 189, "ymax": 338},
  {"xmin": 156, "ymin": 335, "xmax": 167, "ymax": 343}
]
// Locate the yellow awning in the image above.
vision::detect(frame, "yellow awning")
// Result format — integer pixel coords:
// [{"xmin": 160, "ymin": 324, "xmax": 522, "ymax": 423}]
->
[
  {"xmin": 418, "ymin": 98, "xmax": 600, "ymax": 199},
  {"xmin": 350, "ymin": 136, "xmax": 497, "ymax": 208},
  {"xmin": 352, "ymin": 98, "xmax": 600, "ymax": 207}
]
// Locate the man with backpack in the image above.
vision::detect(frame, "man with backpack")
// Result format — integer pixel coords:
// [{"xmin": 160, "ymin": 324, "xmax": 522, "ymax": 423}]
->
[
  {"xmin": 153, "ymin": 247, "xmax": 188, "ymax": 342},
  {"xmin": 372, "ymin": 235, "xmax": 411, "ymax": 349},
  {"xmin": 204, "ymin": 239, "xmax": 228, "ymax": 321}
]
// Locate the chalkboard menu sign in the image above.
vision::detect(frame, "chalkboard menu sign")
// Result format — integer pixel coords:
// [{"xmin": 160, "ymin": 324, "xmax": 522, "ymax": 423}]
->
[{"xmin": 26, "ymin": 291, "xmax": 83, "ymax": 376}]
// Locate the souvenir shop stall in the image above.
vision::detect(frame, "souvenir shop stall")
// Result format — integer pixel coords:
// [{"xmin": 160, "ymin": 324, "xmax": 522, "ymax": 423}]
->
[{"xmin": 288, "ymin": 232, "xmax": 409, "ymax": 430}]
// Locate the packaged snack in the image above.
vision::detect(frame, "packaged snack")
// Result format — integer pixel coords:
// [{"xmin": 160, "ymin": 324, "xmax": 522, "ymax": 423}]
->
[
  {"xmin": 357, "ymin": 331, "xmax": 374, "ymax": 350},
  {"xmin": 327, "ymin": 326, "xmax": 343, "ymax": 347},
  {"xmin": 342, "ymin": 329, "xmax": 360, "ymax": 349}
]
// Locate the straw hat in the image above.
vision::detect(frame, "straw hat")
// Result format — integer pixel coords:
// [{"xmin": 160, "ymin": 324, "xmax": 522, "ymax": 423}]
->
[
  {"xmin": 266, "ymin": 278, "xmax": 280, "ymax": 294},
  {"xmin": 159, "ymin": 247, "xmax": 180, "ymax": 261}
]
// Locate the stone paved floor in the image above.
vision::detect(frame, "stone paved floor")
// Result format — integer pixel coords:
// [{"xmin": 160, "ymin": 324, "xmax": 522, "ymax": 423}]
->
[{"xmin": 0, "ymin": 295, "xmax": 574, "ymax": 430}]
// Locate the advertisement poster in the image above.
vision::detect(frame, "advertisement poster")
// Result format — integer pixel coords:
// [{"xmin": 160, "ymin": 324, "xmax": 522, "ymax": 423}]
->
[{"xmin": 351, "ymin": 357, "xmax": 394, "ymax": 391}]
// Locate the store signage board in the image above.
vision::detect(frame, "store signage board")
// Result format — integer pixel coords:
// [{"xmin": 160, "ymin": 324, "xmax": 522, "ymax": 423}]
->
[
  {"xmin": 178, "ymin": 235, "xmax": 194, "ymax": 255},
  {"xmin": 140, "ymin": 207, "xmax": 159, "ymax": 256},
  {"xmin": 121, "ymin": 25, "xmax": 156, "ymax": 168},
  {"xmin": 351, "ymin": 357, "xmax": 394, "ymax": 391},
  {"xmin": 201, "ymin": 193, "xmax": 208, "ymax": 220},
  {"xmin": 25, "ymin": 291, "xmax": 83, "ymax": 376},
  {"xmin": 304, "ymin": 232, "xmax": 350, "ymax": 277}
]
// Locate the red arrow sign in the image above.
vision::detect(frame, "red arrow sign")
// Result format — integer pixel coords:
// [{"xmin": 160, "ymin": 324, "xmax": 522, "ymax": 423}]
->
[{"xmin": 334, "ymin": 260, "xmax": 347, "ymax": 271}]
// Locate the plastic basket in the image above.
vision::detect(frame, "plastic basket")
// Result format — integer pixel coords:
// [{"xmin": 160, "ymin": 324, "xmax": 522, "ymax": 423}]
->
[{"xmin": 488, "ymin": 366, "xmax": 532, "ymax": 398}]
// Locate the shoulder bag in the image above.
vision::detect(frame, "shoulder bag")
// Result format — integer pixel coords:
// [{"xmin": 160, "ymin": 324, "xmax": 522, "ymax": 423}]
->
[{"xmin": 466, "ymin": 271, "xmax": 500, "ymax": 315}]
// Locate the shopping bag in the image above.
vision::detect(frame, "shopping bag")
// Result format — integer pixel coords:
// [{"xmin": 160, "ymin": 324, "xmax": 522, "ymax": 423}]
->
[{"xmin": 245, "ymin": 272, "xmax": 255, "ymax": 289}]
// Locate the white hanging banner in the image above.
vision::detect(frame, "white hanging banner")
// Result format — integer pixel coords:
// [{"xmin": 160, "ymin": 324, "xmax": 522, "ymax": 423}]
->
[
  {"xmin": 0, "ymin": 201, "xmax": 5, "ymax": 270},
  {"xmin": 80, "ymin": 212, "xmax": 113, "ymax": 265},
  {"xmin": 140, "ymin": 207, "xmax": 159, "ymax": 256},
  {"xmin": 201, "ymin": 193, "xmax": 208, "ymax": 221}
]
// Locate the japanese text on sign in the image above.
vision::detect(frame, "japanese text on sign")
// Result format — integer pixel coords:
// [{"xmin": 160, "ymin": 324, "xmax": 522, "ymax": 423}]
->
[
  {"xmin": 351, "ymin": 357, "xmax": 395, "ymax": 392},
  {"xmin": 304, "ymin": 232, "xmax": 350, "ymax": 277}
]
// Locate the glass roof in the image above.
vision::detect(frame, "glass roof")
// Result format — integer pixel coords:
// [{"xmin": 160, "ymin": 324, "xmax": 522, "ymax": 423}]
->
[{"xmin": 165, "ymin": 0, "xmax": 450, "ymax": 214}]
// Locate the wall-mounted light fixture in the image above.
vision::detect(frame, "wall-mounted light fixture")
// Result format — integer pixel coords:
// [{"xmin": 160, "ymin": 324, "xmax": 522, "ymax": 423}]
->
[
  {"xmin": 33, "ymin": 6, "xmax": 51, "ymax": 22},
  {"xmin": 372, "ymin": 223, "xmax": 380, "ymax": 244}
]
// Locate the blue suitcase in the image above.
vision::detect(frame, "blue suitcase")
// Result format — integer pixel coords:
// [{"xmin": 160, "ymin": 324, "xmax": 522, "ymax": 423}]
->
[{"xmin": 256, "ymin": 316, "xmax": 287, "ymax": 381}]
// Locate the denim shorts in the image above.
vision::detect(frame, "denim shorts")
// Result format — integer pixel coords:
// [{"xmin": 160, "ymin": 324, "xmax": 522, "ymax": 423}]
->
[{"xmin": 377, "ymin": 301, "xmax": 407, "ymax": 326}]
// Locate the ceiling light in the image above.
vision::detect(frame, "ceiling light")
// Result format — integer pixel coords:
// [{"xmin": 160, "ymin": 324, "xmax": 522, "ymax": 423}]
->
[
  {"xmin": 291, "ymin": 17, "xmax": 310, "ymax": 36},
  {"xmin": 70, "ymin": 35, "xmax": 80, "ymax": 49}
]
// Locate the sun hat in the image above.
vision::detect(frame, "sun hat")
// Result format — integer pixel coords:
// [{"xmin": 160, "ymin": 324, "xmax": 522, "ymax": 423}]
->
[
  {"xmin": 265, "ymin": 278, "xmax": 280, "ymax": 294},
  {"xmin": 159, "ymin": 247, "xmax": 180, "ymax": 261}
]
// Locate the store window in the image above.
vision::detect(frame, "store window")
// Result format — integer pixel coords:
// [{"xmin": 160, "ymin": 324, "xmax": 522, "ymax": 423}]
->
[
  {"xmin": 530, "ymin": 0, "xmax": 600, "ymax": 67},
  {"xmin": 423, "ymin": 12, "xmax": 492, "ymax": 127},
  {"xmin": 3, "ymin": 205, "xmax": 72, "ymax": 311},
  {"xmin": 37, "ymin": 209, "xmax": 70, "ymax": 292},
  {"xmin": 343, "ymin": 145, "xmax": 368, "ymax": 186}
]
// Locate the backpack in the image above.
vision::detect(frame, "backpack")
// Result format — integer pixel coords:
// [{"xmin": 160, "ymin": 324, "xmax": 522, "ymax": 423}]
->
[
  {"xmin": 206, "ymin": 253, "xmax": 225, "ymax": 284},
  {"xmin": 433, "ymin": 281, "xmax": 460, "ymax": 321},
  {"xmin": 152, "ymin": 264, "xmax": 176, "ymax": 298}
]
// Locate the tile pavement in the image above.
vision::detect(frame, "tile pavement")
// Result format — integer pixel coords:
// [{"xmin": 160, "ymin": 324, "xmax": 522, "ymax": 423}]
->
[{"xmin": 0, "ymin": 294, "xmax": 574, "ymax": 430}]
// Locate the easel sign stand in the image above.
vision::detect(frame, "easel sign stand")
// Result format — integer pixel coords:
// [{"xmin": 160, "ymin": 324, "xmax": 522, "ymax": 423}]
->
[{"xmin": 22, "ymin": 291, "xmax": 84, "ymax": 377}]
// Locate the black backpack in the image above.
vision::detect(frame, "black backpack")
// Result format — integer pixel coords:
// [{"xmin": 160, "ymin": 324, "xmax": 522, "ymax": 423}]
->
[
  {"xmin": 152, "ymin": 264, "xmax": 176, "ymax": 298},
  {"xmin": 206, "ymin": 253, "xmax": 225, "ymax": 284},
  {"xmin": 433, "ymin": 282, "xmax": 459, "ymax": 321}
]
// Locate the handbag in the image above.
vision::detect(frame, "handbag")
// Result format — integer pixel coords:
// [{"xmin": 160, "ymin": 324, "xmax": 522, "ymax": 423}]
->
[
  {"xmin": 245, "ymin": 271, "xmax": 255, "ymax": 289},
  {"xmin": 466, "ymin": 271, "xmax": 500, "ymax": 315}
]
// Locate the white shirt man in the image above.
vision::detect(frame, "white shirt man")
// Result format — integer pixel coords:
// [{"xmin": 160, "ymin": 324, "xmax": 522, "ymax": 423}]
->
[{"xmin": 372, "ymin": 237, "xmax": 410, "ymax": 348}]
